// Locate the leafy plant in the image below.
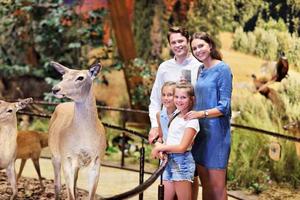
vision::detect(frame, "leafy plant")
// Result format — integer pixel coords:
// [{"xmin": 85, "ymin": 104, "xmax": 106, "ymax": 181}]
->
[{"xmin": 0, "ymin": 0, "xmax": 107, "ymax": 78}]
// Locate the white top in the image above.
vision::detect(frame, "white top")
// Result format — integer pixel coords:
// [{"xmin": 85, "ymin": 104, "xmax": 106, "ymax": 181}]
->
[
  {"xmin": 148, "ymin": 55, "xmax": 201, "ymax": 127},
  {"xmin": 166, "ymin": 116, "xmax": 199, "ymax": 149}
]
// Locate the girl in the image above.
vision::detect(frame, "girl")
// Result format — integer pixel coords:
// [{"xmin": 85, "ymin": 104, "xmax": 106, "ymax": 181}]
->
[
  {"xmin": 156, "ymin": 81, "xmax": 177, "ymax": 143},
  {"xmin": 152, "ymin": 83, "xmax": 199, "ymax": 200}
]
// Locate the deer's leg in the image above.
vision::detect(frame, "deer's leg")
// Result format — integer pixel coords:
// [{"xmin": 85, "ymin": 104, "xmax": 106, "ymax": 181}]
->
[
  {"xmin": 17, "ymin": 159, "xmax": 26, "ymax": 180},
  {"xmin": 52, "ymin": 157, "xmax": 61, "ymax": 200},
  {"xmin": 87, "ymin": 156, "xmax": 100, "ymax": 200},
  {"xmin": 6, "ymin": 161, "xmax": 17, "ymax": 200},
  {"xmin": 32, "ymin": 158, "xmax": 44, "ymax": 190},
  {"xmin": 63, "ymin": 158, "xmax": 79, "ymax": 200}
]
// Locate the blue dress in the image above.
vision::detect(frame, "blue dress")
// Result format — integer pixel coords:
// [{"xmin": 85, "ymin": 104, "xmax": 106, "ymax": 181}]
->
[{"xmin": 191, "ymin": 61, "xmax": 232, "ymax": 169}]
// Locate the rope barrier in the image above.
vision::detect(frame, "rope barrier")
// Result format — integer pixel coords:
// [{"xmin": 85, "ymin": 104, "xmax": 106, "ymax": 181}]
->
[
  {"xmin": 28, "ymin": 100, "xmax": 149, "ymax": 114},
  {"xmin": 231, "ymin": 123, "xmax": 300, "ymax": 142}
]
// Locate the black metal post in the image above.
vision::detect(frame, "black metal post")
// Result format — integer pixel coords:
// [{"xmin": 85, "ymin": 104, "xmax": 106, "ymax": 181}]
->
[
  {"xmin": 158, "ymin": 173, "xmax": 164, "ymax": 200},
  {"xmin": 121, "ymin": 132, "xmax": 125, "ymax": 167},
  {"xmin": 139, "ymin": 139, "xmax": 145, "ymax": 200},
  {"xmin": 157, "ymin": 155, "xmax": 165, "ymax": 200}
]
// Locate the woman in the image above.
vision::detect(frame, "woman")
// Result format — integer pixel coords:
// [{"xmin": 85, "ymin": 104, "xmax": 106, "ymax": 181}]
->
[{"xmin": 185, "ymin": 32, "xmax": 233, "ymax": 200}]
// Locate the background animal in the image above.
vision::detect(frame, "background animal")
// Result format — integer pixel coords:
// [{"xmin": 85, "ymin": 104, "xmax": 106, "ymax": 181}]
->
[
  {"xmin": 48, "ymin": 61, "xmax": 106, "ymax": 200},
  {"xmin": 251, "ymin": 52, "xmax": 289, "ymax": 106},
  {"xmin": 283, "ymin": 120, "xmax": 300, "ymax": 157},
  {"xmin": 16, "ymin": 130, "xmax": 48, "ymax": 189},
  {"xmin": 112, "ymin": 134, "xmax": 139, "ymax": 156},
  {"xmin": 0, "ymin": 98, "xmax": 32, "ymax": 200}
]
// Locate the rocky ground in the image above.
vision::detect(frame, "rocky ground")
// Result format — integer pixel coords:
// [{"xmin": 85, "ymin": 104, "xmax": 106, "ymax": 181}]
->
[{"xmin": 0, "ymin": 171, "xmax": 100, "ymax": 200}]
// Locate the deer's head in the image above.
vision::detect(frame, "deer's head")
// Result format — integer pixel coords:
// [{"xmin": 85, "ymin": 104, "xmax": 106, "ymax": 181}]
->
[
  {"xmin": 283, "ymin": 121, "xmax": 300, "ymax": 133},
  {"xmin": 51, "ymin": 61, "xmax": 102, "ymax": 102},
  {"xmin": 0, "ymin": 98, "xmax": 32, "ymax": 123}
]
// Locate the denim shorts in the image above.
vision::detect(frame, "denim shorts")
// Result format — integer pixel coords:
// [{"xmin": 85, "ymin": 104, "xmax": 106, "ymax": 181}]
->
[{"xmin": 163, "ymin": 151, "xmax": 195, "ymax": 182}]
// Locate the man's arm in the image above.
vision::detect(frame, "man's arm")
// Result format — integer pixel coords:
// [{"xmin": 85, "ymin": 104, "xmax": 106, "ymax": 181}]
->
[{"xmin": 148, "ymin": 66, "xmax": 164, "ymax": 143}]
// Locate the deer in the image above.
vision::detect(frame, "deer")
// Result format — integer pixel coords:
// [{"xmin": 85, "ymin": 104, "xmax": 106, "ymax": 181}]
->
[
  {"xmin": 283, "ymin": 120, "xmax": 300, "ymax": 157},
  {"xmin": 16, "ymin": 130, "xmax": 48, "ymax": 189},
  {"xmin": 48, "ymin": 61, "xmax": 107, "ymax": 200},
  {"xmin": 0, "ymin": 98, "xmax": 32, "ymax": 200}
]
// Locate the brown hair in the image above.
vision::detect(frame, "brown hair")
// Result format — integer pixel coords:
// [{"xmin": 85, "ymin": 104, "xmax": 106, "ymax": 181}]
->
[
  {"xmin": 190, "ymin": 32, "xmax": 222, "ymax": 61},
  {"xmin": 167, "ymin": 26, "xmax": 189, "ymax": 43}
]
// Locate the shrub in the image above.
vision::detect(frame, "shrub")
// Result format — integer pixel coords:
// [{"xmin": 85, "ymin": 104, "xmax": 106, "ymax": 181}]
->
[
  {"xmin": 254, "ymin": 28, "xmax": 278, "ymax": 60},
  {"xmin": 232, "ymin": 27, "xmax": 248, "ymax": 53},
  {"xmin": 247, "ymin": 32, "xmax": 256, "ymax": 54},
  {"xmin": 287, "ymin": 34, "xmax": 300, "ymax": 70},
  {"xmin": 232, "ymin": 22, "xmax": 300, "ymax": 72}
]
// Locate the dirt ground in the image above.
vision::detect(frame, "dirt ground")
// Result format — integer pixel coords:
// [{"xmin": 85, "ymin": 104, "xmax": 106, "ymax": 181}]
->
[{"xmin": 0, "ymin": 171, "xmax": 100, "ymax": 200}]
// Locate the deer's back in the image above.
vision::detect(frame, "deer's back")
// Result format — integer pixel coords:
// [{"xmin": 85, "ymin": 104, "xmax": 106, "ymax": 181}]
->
[{"xmin": 16, "ymin": 131, "xmax": 46, "ymax": 159}]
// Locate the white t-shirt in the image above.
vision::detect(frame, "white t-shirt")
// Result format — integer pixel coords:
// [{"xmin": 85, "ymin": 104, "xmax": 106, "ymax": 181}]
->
[
  {"xmin": 148, "ymin": 55, "xmax": 201, "ymax": 128},
  {"xmin": 166, "ymin": 116, "xmax": 200, "ymax": 149}
]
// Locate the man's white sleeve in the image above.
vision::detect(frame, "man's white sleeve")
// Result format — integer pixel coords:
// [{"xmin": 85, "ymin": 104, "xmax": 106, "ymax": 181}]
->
[{"xmin": 148, "ymin": 67, "xmax": 164, "ymax": 128}]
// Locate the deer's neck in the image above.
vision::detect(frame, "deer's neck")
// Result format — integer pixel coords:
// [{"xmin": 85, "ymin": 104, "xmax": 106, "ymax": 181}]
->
[
  {"xmin": 73, "ymin": 88, "xmax": 98, "ymax": 127},
  {"xmin": 0, "ymin": 121, "xmax": 18, "ymax": 146}
]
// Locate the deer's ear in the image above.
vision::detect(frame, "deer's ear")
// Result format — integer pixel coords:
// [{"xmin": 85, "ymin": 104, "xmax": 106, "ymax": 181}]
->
[
  {"xmin": 15, "ymin": 98, "xmax": 33, "ymax": 111},
  {"xmin": 51, "ymin": 61, "xmax": 69, "ymax": 75},
  {"xmin": 88, "ymin": 62, "xmax": 102, "ymax": 79}
]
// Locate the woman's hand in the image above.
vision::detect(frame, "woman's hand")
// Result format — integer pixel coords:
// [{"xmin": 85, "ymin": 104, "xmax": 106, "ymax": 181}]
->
[{"xmin": 184, "ymin": 110, "xmax": 202, "ymax": 120}]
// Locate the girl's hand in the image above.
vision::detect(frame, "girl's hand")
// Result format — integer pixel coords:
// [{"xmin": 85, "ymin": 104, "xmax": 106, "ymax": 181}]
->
[
  {"xmin": 151, "ymin": 142, "xmax": 165, "ymax": 159},
  {"xmin": 184, "ymin": 110, "xmax": 201, "ymax": 120},
  {"xmin": 158, "ymin": 152, "xmax": 165, "ymax": 160}
]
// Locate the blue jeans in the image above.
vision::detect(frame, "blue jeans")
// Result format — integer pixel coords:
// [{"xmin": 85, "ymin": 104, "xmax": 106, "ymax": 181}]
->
[{"xmin": 163, "ymin": 151, "xmax": 195, "ymax": 182}]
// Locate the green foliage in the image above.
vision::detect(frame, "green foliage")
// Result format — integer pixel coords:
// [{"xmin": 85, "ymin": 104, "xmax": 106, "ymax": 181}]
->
[
  {"xmin": 256, "ymin": 18, "xmax": 288, "ymax": 32},
  {"xmin": 232, "ymin": 0, "xmax": 263, "ymax": 31},
  {"xmin": 28, "ymin": 118, "xmax": 49, "ymax": 132},
  {"xmin": 187, "ymin": 0, "xmax": 229, "ymax": 47},
  {"xmin": 133, "ymin": 1, "xmax": 154, "ymax": 60},
  {"xmin": 254, "ymin": 28, "xmax": 278, "ymax": 60},
  {"xmin": 130, "ymin": 58, "xmax": 154, "ymax": 109},
  {"xmin": 0, "ymin": 0, "xmax": 106, "ymax": 79},
  {"xmin": 277, "ymin": 76, "xmax": 300, "ymax": 120},
  {"xmin": 232, "ymin": 27, "xmax": 249, "ymax": 53}
]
